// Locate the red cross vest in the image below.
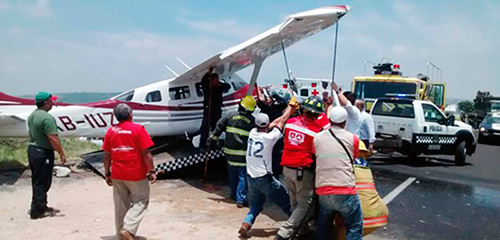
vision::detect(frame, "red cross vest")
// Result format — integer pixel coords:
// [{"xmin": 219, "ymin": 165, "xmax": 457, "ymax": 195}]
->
[{"xmin": 281, "ymin": 114, "xmax": 329, "ymax": 168}]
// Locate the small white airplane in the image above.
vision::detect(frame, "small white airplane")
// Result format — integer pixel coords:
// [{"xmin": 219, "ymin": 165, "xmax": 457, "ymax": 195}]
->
[{"xmin": 0, "ymin": 5, "xmax": 350, "ymax": 138}]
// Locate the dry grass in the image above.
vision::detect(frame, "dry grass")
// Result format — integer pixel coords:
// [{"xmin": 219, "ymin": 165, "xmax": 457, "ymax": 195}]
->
[{"xmin": 0, "ymin": 137, "xmax": 100, "ymax": 171}]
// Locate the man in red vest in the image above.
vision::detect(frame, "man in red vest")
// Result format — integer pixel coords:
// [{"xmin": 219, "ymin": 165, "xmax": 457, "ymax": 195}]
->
[{"xmin": 275, "ymin": 96, "xmax": 329, "ymax": 240}]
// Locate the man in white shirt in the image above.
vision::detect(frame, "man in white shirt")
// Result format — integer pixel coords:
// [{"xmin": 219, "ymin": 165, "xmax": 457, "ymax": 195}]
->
[
  {"xmin": 332, "ymin": 83, "xmax": 360, "ymax": 134},
  {"xmin": 355, "ymin": 100, "xmax": 376, "ymax": 153},
  {"xmin": 238, "ymin": 103, "xmax": 294, "ymax": 238}
]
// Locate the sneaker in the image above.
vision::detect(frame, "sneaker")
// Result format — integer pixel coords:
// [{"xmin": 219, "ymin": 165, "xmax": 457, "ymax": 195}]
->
[
  {"xmin": 238, "ymin": 222, "xmax": 251, "ymax": 237},
  {"xmin": 118, "ymin": 229, "xmax": 134, "ymax": 240}
]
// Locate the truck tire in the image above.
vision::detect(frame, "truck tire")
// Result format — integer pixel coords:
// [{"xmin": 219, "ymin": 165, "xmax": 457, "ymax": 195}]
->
[{"xmin": 455, "ymin": 141, "xmax": 467, "ymax": 166}]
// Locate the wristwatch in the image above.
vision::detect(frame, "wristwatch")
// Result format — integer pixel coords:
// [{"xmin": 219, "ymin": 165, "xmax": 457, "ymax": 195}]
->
[{"xmin": 106, "ymin": 172, "xmax": 111, "ymax": 177}]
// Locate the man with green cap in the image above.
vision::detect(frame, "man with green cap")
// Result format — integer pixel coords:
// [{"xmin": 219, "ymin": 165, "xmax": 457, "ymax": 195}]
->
[{"xmin": 27, "ymin": 91, "xmax": 66, "ymax": 219}]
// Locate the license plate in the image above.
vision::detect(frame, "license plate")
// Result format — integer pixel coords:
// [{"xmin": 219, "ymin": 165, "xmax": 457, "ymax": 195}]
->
[{"xmin": 428, "ymin": 145, "xmax": 441, "ymax": 150}]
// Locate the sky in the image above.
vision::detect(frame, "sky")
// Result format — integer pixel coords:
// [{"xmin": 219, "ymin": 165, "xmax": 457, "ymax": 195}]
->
[{"xmin": 1, "ymin": 0, "xmax": 499, "ymax": 99}]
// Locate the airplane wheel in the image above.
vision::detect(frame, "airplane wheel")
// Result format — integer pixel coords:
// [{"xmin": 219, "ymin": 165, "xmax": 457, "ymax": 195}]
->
[{"xmin": 455, "ymin": 141, "xmax": 466, "ymax": 166}]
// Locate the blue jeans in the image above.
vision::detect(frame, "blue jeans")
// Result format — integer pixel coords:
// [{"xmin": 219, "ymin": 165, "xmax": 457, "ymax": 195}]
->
[
  {"xmin": 227, "ymin": 164, "xmax": 247, "ymax": 204},
  {"xmin": 243, "ymin": 175, "xmax": 291, "ymax": 226},
  {"xmin": 316, "ymin": 194, "xmax": 363, "ymax": 240}
]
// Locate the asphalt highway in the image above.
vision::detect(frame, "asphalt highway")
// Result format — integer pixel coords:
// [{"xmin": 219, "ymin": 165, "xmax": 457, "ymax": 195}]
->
[{"xmin": 368, "ymin": 142, "xmax": 500, "ymax": 240}]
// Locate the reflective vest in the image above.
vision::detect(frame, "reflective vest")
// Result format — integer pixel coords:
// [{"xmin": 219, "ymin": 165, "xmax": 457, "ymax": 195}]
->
[
  {"xmin": 212, "ymin": 111, "xmax": 255, "ymax": 166},
  {"xmin": 281, "ymin": 114, "xmax": 329, "ymax": 168}
]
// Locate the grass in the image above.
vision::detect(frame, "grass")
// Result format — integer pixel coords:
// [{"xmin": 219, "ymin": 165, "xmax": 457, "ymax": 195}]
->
[{"xmin": 0, "ymin": 138, "xmax": 100, "ymax": 171}]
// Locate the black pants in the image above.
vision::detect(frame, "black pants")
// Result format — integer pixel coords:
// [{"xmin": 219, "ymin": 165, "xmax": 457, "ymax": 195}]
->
[
  {"xmin": 272, "ymin": 138, "xmax": 284, "ymax": 178},
  {"xmin": 27, "ymin": 145, "xmax": 54, "ymax": 216},
  {"xmin": 199, "ymin": 107, "xmax": 221, "ymax": 150}
]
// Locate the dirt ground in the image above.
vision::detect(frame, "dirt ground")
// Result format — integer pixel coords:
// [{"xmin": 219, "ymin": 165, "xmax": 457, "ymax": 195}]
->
[{"xmin": 0, "ymin": 169, "xmax": 386, "ymax": 240}]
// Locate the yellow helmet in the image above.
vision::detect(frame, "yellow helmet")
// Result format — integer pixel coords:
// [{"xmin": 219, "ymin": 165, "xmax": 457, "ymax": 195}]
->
[
  {"xmin": 240, "ymin": 96, "xmax": 256, "ymax": 112},
  {"xmin": 358, "ymin": 140, "xmax": 369, "ymax": 152}
]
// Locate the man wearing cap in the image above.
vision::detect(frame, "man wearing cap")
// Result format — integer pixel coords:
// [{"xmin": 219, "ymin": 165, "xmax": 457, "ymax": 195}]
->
[
  {"xmin": 209, "ymin": 95, "xmax": 256, "ymax": 208},
  {"xmin": 314, "ymin": 106, "xmax": 363, "ymax": 240},
  {"xmin": 102, "ymin": 103, "xmax": 156, "ymax": 240},
  {"xmin": 238, "ymin": 99, "xmax": 296, "ymax": 237},
  {"xmin": 27, "ymin": 92, "xmax": 66, "ymax": 219},
  {"xmin": 275, "ymin": 96, "xmax": 330, "ymax": 240}
]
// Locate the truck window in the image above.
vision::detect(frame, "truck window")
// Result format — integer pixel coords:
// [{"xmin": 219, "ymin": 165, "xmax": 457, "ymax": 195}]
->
[
  {"xmin": 169, "ymin": 86, "xmax": 191, "ymax": 100},
  {"xmin": 422, "ymin": 103, "xmax": 445, "ymax": 123},
  {"xmin": 427, "ymin": 84, "xmax": 445, "ymax": 108},
  {"xmin": 372, "ymin": 101, "xmax": 415, "ymax": 118},
  {"xmin": 354, "ymin": 81, "xmax": 417, "ymax": 99}
]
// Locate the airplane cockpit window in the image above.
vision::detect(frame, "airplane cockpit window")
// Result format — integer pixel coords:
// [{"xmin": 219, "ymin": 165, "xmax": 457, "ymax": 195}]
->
[
  {"xmin": 145, "ymin": 90, "xmax": 162, "ymax": 103},
  {"xmin": 115, "ymin": 90, "xmax": 135, "ymax": 102},
  {"xmin": 231, "ymin": 80, "xmax": 246, "ymax": 91},
  {"xmin": 169, "ymin": 86, "xmax": 191, "ymax": 100}
]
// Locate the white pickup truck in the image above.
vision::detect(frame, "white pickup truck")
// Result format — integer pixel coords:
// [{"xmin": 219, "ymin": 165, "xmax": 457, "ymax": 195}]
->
[{"xmin": 370, "ymin": 98, "xmax": 477, "ymax": 165}]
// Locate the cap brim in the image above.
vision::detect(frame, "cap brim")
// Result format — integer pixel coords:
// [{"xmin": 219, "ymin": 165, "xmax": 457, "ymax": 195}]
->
[{"xmin": 49, "ymin": 96, "xmax": 58, "ymax": 101}]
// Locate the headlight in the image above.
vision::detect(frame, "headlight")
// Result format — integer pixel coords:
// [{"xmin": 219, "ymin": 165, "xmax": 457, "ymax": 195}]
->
[{"xmin": 480, "ymin": 127, "xmax": 486, "ymax": 132}]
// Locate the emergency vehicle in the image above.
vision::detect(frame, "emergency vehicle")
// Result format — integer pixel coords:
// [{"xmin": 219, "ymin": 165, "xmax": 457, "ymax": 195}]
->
[
  {"xmin": 352, "ymin": 63, "xmax": 447, "ymax": 111},
  {"xmin": 370, "ymin": 97, "xmax": 476, "ymax": 166}
]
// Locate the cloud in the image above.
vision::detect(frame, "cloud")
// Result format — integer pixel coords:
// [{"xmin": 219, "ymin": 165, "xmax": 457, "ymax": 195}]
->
[
  {"xmin": 0, "ymin": 0, "xmax": 12, "ymax": 11},
  {"xmin": 17, "ymin": 0, "xmax": 52, "ymax": 18}
]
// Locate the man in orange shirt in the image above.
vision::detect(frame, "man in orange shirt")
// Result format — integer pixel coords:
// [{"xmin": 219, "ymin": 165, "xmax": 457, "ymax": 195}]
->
[{"xmin": 102, "ymin": 103, "xmax": 156, "ymax": 240}]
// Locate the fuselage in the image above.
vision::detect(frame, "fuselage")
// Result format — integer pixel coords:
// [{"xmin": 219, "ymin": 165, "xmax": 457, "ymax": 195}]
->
[{"xmin": 0, "ymin": 74, "xmax": 251, "ymax": 138}]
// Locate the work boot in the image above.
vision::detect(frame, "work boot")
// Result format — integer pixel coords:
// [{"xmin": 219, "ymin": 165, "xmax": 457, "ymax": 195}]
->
[
  {"xmin": 118, "ymin": 229, "xmax": 134, "ymax": 240},
  {"xmin": 30, "ymin": 210, "xmax": 55, "ymax": 220},
  {"xmin": 238, "ymin": 222, "xmax": 251, "ymax": 237}
]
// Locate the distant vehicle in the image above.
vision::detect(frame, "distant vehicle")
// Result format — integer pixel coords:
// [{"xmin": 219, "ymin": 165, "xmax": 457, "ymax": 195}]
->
[
  {"xmin": 352, "ymin": 63, "xmax": 446, "ymax": 111},
  {"xmin": 283, "ymin": 77, "xmax": 333, "ymax": 101},
  {"xmin": 371, "ymin": 98, "xmax": 476, "ymax": 166},
  {"xmin": 478, "ymin": 112, "xmax": 500, "ymax": 144}
]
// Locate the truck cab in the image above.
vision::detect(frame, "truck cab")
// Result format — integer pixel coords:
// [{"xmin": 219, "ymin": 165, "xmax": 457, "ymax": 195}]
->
[{"xmin": 371, "ymin": 98, "xmax": 476, "ymax": 165}]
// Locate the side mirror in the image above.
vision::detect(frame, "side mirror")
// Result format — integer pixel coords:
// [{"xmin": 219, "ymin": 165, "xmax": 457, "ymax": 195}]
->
[{"xmin": 447, "ymin": 115, "xmax": 455, "ymax": 126}]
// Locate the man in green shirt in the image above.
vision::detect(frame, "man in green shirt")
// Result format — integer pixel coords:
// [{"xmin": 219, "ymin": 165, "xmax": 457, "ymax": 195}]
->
[{"xmin": 27, "ymin": 92, "xmax": 66, "ymax": 219}]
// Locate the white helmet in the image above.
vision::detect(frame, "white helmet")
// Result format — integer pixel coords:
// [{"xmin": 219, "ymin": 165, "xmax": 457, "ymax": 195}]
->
[{"xmin": 255, "ymin": 113, "xmax": 270, "ymax": 128}]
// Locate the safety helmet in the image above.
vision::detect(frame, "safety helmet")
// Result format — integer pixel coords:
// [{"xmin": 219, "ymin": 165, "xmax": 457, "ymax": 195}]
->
[
  {"xmin": 255, "ymin": 113, "xmax": 270, "ymax": 128},
  {"xmin": 358, "ymin": 140, "xmax": 369, "ymax": 152},
  {"xmin": 302, "ymin": 96, "xmax": 324, "ymax": 114},
  {"xmin": 240, "ymin": 95, "xmax": 256, "ymax": 112}
]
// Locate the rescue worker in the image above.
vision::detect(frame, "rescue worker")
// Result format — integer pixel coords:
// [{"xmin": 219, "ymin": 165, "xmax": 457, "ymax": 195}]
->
[
  {"xmin": 275, "ymin": 96, "xmax": 329, "ymax": 240},
  {"xmin": 238, "ymin": 96, "xmax": 296, "ymax": 237},
  {"xmin": 333, "ymin": 140, "xmax": 389, "ymax": 240},
  {"xmin": 314, "ymin": 106, "xmax": 363, "ymax": 240},
  {"xmin": 199, "ymin": 67, "xmax": 231, "ymax": 151},
  {"xmin": 208, "ymin": 96, "xmax": 256, "ymax": 208}
]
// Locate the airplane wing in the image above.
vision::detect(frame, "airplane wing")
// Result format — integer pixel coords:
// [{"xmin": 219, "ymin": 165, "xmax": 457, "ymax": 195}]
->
[
  {"xmin": 0, "ymin": 115, "xmax": 26, "ymax": 126},
  {"xmin": 171, "ymin": 5, "xmax": 351, "ymax": 83}
]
